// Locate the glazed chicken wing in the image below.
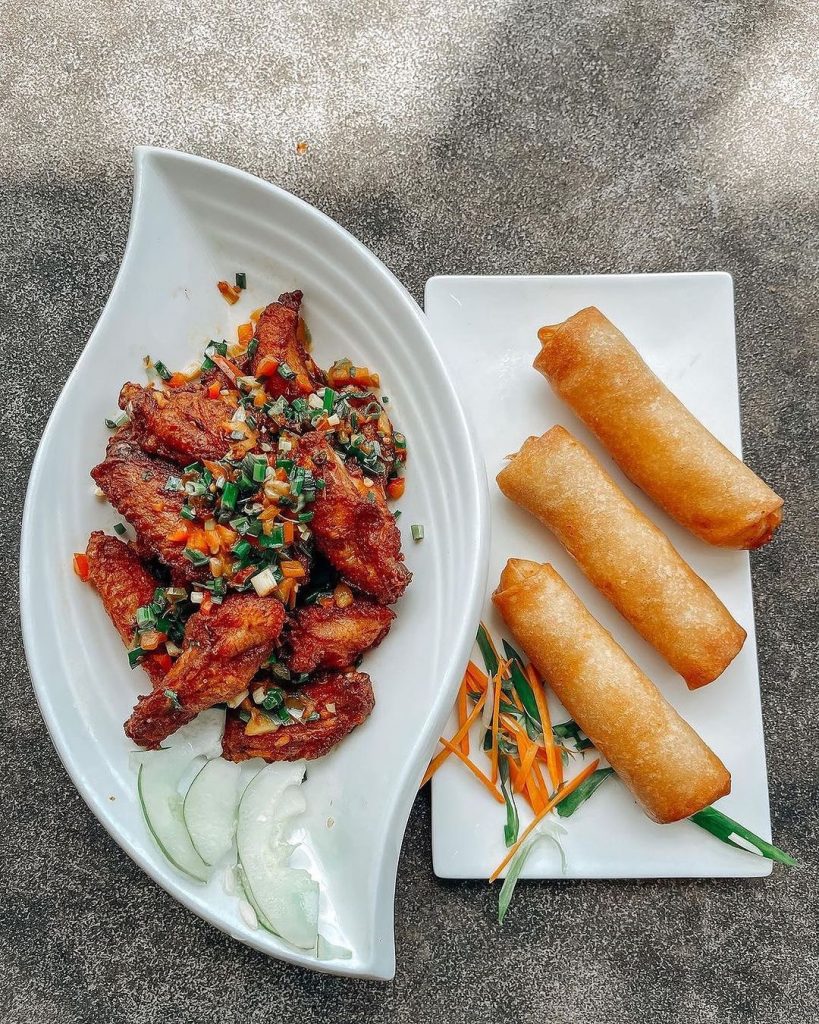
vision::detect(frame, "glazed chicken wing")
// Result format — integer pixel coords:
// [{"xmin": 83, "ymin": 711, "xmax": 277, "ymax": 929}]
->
[
  {"xmin": 221, "ymin": 669, "xmax": 374, "ymax": 763},
  {"xmin": 125, "ymin": 594, "xmax": 286, "ymax": 748},
  {"xmin": 286, "ymin": 597, "xmax": 394, "ymax": 673},
  {"xmin": 91, "ymin": 439, "xmax": 201, "ymax": 584},
  {"xmin": 250, "ymin": 290, "xmax": 325, "ymax": 398},
  {"xmin": 295, "ymin": 432, "xmax": 411, "ymax": 604},
  {"xmin": 85, "ymin": 531, "xmax": 168, "ymax": 688},
  {"xmin": 119, "ymin": 381, "xmax": 235, "ymax": 464}
]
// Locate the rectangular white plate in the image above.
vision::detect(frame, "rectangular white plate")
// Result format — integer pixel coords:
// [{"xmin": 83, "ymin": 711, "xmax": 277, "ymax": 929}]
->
[{"xmin": 424, "ymin": 273, "xmax": 772, "ymax": 879}]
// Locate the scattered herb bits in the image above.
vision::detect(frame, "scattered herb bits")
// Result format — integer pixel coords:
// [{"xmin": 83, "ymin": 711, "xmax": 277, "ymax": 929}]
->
[{"xmin": 410, "ymin": 524, "xmax": 424, "ymax": 542}]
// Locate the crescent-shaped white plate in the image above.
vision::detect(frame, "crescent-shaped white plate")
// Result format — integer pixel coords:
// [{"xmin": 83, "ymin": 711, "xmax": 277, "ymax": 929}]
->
[{"xmin": 20, "ymin": 147, "xmax": 489, "ymax": 980}]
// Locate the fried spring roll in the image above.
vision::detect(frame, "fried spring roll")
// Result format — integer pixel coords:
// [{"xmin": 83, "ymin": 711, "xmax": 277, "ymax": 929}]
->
[
  {"xmin": 534, "ymin": 307, "xmax": 783, "ymax": 548},
  {"xmin": 493, "ymin": 559, "xmax": 731, "ymax": 823},
  {"xmin": 497, "ymin": 426, "xmax": 746, "ymax": 688}
]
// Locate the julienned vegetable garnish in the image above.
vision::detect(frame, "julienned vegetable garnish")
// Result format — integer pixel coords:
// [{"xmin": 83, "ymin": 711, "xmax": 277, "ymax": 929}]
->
[{"xmin": 423, "ymin": 623, "xmax": 795, "ymax": 922}]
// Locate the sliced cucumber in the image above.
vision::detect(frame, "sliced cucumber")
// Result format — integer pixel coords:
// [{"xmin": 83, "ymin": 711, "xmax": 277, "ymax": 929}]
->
[
  {"xmin": 317, "ymin": 934, "xmax": 353, "ymax": 961},
  {"xmin": 164, "ymin": 707, "xmax": 226, "ymax": 758},
  {"xmin": 183, "ymin": 758, "xmax": 242, "ymax": 866},
  {"xmin": 138, "ymin": 747, "xmax": 211, "ymax": 883},
  {"xmin": 236, "ymin": 762, "xmax": 319, "ymax": 949}
]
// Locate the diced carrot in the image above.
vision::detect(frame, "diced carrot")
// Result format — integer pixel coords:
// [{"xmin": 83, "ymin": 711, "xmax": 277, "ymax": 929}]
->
[
  {"xmin": 282, "ymin": 521, "xmax": 295, "ymax": 545},
  {"xmin": 276, "ymin": 578, "xmax": 294, "ymax": 603},
  {"xmin": 72, "ymin": 553, "xmax": 90, "ymax": 581},
  {"xmin": 275, "ymin": 467, "xmax": 289, "ymax": 482},
  {"xmin": 217, "ymin": 525, "xmax": 237, "ymax": 546},
  {"xmin": 205, "ymin": 530, "xmax": 221, "ymax": 555},
  {"xmin": 167, "ymin": 372, "xmax": 189, "ymax": 388},
  {"xmin": 253, "ymin": 389, "xmax": 267, "ymax": 408},
  {"xmin": 457, "ymin": 679, "xmax": 469, "ymax": 756},
  {"xmin": 154, "ymin": 653, "xmax": 173, "ymax": 673},
  {"xmin": 139, "ymin": 629, "xmax": 167, "ymax": 651},
  {"xmin": 237, "ymin": 322, "xmax": 253, "ymax": 344},
  {"xmin": 489, "ymin": 759, "xmax": 601, "ymax": 882},
  {"xmin": 280, "ymin": 560, "xmax": 305, "ymax": 579},
  {"xmin": 257, "ymin": 506, "xmax": 279, "ymax": 522},
  {"xmin": 250, "ymin": 306, "xmax": 265, "ymax": 322},
  {"xmin": 211, "ymin": 353, "xmax": 242, "ymax": 383},
  {"xmin": 167, "ymin": 524, "xmax": 189, "ymax": 544},
  {"xmin": 217, "ymin": 280, "xmax": 241, "ymax": 305},
  {"xmin": 436, "ymin": 737, "xmax": 504, "ymax": 803},
  {"xmin": 386, "ymin": 477, "xmax": 405, "ymax": 500},
  {"xmin": 207, "ymin": 380, "xmax": 222, "ymax": 399},
  {"xmin": 420, "ymin": 689, "xmax": 487, "ymax": 786},
  {"xmin": 255, "ymin": 355, "xmax": 279, "ymax": 378}
]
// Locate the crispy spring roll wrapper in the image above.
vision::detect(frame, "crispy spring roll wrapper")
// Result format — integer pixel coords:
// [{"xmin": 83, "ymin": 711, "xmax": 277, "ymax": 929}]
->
[
  {"xmin": 497, "ymin": 426, "xmax": 746, "ymax": 688},
  {"xmin": 534, "ymin": 307, "xmax": 783, "ymax": 548},
  {"xmin": 493, "ymin": 559, "xmax": 731, "ymax": 823}
]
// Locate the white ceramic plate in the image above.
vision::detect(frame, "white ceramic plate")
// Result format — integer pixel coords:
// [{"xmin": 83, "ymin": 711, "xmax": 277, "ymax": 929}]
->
[
  {"xmin": 425, "ymin": 273, "xmax": 773, "ymax": 880},
  {"xmin": 20, "ymin": 148, "xmax": 489, "ymax": 980}
]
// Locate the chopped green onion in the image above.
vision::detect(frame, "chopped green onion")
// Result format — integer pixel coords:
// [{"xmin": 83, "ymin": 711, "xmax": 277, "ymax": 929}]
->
[
  {"xmin": 221, "ymin": 481, "xmax": 238, "ymax": 511},
  {"xmin": 277, "ymin": 362, "xmax": 297, "ymax": 381},
  {"xmin": 104, "ymin": 413, "xmax": 128, "ymax": 430},
  {"xmin": 555, "ymin": 767, "xmax": 615, "ymax": 818},
  {"xmin": 163, "ymin": 688, "xmax": 182, "ymax": 711},
  {"xmin": 232, "ymin": 539, "xmax": 252, "ymax": 559},
  {"xmin": 113, "ymin": 522, "xmax": 127, "ymax": 537},
  {"xmin": 246, "ymin": 337, "xmax": 259, "ymax": 358},
  {"xmin": 180, "ymin": 504, "xmax": 196, "ymax": 521},
  {"xmin": 322, "ymin": 387, "xmax": 336, "ymax": 412},
  {"xmin": 235, "ymin": 271, "xmax": 247, "ymax": 290},
  {"xmin": 153, "ymin": 360, "xmax": 171, "ymax": 381},
  {"xmin": 183, "ymin": 547, "xmax": 210, "ymax": 567},
  {"xmin": 127, "ymin": 647, "xmax": 145, "ymax": 668},
  {"xmin": 298, "ymin": 511, "xmax": 314, "ymax": 523},
  {"xmin": 261, "ymin": 688, "xmax": 284, "ymax": 710},
  {"xmin": 410, "ymin": 524, "xmax": 424, "ymax": 542},
  {"xmin": 690, "ymin": 807, "xmax": 796, "ymax": 865},
  {"xmin": 164, "ymin": 475, "xmax": 183, "ymax": 492},
  {"xmin": 252, "ymin": 459, "xmax": 267, "ymax": 484}
]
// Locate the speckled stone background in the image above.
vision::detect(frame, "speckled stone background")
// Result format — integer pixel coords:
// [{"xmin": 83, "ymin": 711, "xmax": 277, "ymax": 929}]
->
[{"xmin": 2, "ymin": 1, "xmax": 817, "ymax": 1021}]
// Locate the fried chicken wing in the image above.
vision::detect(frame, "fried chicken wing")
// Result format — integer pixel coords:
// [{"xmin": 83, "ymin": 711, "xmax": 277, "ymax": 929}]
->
[
  {"xmin": 91, "ymin": 440, "xmax": 201, "ymax": 583},
  {"xmin": 221, "ymin": 669, "xmax": 374, "ymax": 763},
  {"xmin": 119, "ymin": 381, "xmax": 234, "ymax": 464},
  {"xmin": 250, "ymin": 290, "xmax": 325, "ymax": 398},
  {"xmin": 286, "ymin": 598, "xmax": 394, "ymax": 673},
  {"xmin": 125, "ymin": 594, "xmax": 286, "ymax": 748},
  {"xmin": 295, "ymin": 432, "xmax": 411, "ymax": 604},
  {"xmin": 85, "ymin": 531, "xmax": 168, "ymax": 688}
]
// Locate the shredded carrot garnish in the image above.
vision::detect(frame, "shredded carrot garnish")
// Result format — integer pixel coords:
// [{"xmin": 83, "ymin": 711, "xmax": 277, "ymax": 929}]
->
[
  {"xmin": 489, "ymin": 759, "xmax": 601, "ymax": 882},
  {"xmin": 527, "ymin": 662, "xmax": 562, "ymax": 789},
  {"xmin": 420, "ymin": 689, "xmax": 487, "ymax": 786},
  {"xmin": 465, "ymin": 661, "xmax": 488, "ymax": 692},
  {"xmin": 525, "ymin": 772, "xmax": 546, "ymax": 814},
  {"xmin": 457, "ymin": 679, "xmax": 469, "ymax": 756},
  {"xmin": 72, "ymin": 553, "xmax": 90, "ymax": 581},
  {"xmin": 437, "ymin": 737, "xmax": 504, "ymax": 803}
]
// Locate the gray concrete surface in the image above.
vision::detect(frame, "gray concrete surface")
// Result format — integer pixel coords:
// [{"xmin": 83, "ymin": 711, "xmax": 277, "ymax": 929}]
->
[{"xmin": 2, "ymin": 1, "xmax": 817, "ymax": 1021}]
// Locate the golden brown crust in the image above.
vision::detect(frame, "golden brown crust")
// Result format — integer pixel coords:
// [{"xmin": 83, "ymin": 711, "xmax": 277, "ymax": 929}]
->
[
  {"xmin": 221, "ymin": 670, "xmax": 374, "ymax": 762},
  {"xmin": 286, "ymin": 598, "xmax": 394, "ymax": 673},
  {"xmin": 497, "ymin": 426, "xmax": 747, "ymax": 688},
  {"xmin": 250, "ymin": 291, "xmax": 325, "ymax": 397},
  {"xmin": 90, "ymin": 440, "xmax": 202, "ymax": 584},
  {"xmin": 534, "ymin": 307, "xmax": 783, "ymax": 548},
  {"xmin": 492, "ymin": 560, "xmax": 731, "ymax": 823},
  {"xmin": 295, "ymin": 432, "xmax": 411, "ymax": 604},
  {"xmin": 85, "ymin": 531, "xmax": 168, "ymax": 689},
  {"xmin": 124, "ymin": 595, "xmax": 286, "ymax": 748},
  {"xmin": 119, "ymin": 382, "xmax": 234, "ymax": 464}
]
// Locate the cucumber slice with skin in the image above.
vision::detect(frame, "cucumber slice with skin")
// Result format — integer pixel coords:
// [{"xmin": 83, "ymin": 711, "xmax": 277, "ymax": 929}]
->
[
  {"xmin": 138, "ymin": 747, "xmax": 211, "ymax": 883},
  {"xmin": 236, "ymin": 762, "xmax": 319, "ymax": 950},
  {"xmin": 183, "ymin": 758, "xmax": 242, "ymax": 866},
  {"xmin": 164, "ymin": 707, "xmax": 226, "ymax": 757}
]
